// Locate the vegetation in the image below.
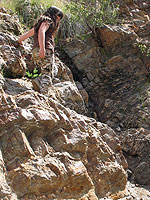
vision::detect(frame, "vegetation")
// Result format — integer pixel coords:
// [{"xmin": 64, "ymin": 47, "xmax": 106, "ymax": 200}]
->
[
  {"xmin": 0, "ymin": 0, "xmax": 119, "ymax": 45},
  {"xmin": 0, "ymin": 0, "xmax": 66, "ymax": 27},
  {"xmin": 26, "ymin": 68, "xmax": 41, "ymax": 79},
  {"xmin": 1, "ymin": 0, "xmax": 119, "ymax": 28},
  {"xmin": 137, "ymin": 42, "xmax": 150, "ymax": 82},
  {"xmin": 0, "ymin": 0, "xmax": 119, "ymax": 42},
  {"xmin": 138, "ymin": 43, "xmax": 150, "ymax": 57},
  {"xmin": 65, "ymin": 0, "xmax": 119, "ymax": 37}
]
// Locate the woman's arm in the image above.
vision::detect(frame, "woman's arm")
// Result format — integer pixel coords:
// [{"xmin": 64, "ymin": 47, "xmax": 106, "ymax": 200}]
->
[
  {"xmin": 18, "ymin": 28, "xmax": 35, "ymax": 44},
  {"xmin": 38, "ymin": 21, "xmax": 50, "ymax": 59}
]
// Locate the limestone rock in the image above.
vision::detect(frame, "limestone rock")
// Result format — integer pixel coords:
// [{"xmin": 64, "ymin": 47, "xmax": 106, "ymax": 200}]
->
[
  {"xmin": 0, "ymin": 149, "xmax": 17, "ymax": 200},
  {"xmin": 0, "ymin": 88, "xmax": 127, "ymax": 199},
  {"xmin": 8, "ymin": 154, "xmax": 93, "ymax": 199},
  {"xmin": 57, "ymin": 0, "xmax": 150, "ymax": 196},
  {"xmin": 0, "ymin": 9, "xmax": 22, "ymax": 35},
  {"xmin": 0, "ymin": 44, "xmax": 26, "ymax": 78},
  {"xmin": 76, "ymin": 81, "xmax": 89, "ymax": 105},
  {"xmin": 97, "ymin": 26, "xmax": 123, "ymax": 49},
  {"xmin": 120, "ymin": 128, "xmax": 150, "ymax": 185}
]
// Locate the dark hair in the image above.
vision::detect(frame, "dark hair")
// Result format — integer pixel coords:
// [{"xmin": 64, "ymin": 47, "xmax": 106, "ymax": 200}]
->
[
  {"xmin": 44, "ymin": 6, "xmax": 64, "ymax": 20},
  {"xmin": 34, "ymin": 6, "xmax": 63, "ymax": 37}
]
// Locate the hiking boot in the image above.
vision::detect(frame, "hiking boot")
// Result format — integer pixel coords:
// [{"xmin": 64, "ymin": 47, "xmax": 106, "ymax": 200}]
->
[{"xmin": 32, "ymin": 77, "xmax": 41, "ymax": 92}]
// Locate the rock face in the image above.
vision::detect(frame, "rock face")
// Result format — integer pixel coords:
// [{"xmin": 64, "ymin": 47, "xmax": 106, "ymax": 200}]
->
[
  {"xmin": 0, "ymin": 8, "xmax": 128, "ymax": 200},
  {"xmin": 0, "ymin": 3, "xmax": 150, "ymax": 200},
  {"xmin": 58, "ymin": 0, "xmax": 150, "ymax": 193},
  {"xmin": 0, "ymin": 88, "xmax": 127, "ymax": 199},
  {"xmin": 120, "ymin": 128, "xmax": 150, "ymax": 185}
]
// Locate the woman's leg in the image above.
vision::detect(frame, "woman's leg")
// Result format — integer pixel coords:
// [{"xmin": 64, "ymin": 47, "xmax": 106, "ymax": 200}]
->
[{"xmin": 31, "ymin": 48, "xmax": 54, "ymax": 93}]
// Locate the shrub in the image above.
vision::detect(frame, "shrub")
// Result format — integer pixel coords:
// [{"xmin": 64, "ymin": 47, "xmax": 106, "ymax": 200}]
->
[{"xmin": 65, "ymin": 0, "xmax": 119, "ymax": 34}]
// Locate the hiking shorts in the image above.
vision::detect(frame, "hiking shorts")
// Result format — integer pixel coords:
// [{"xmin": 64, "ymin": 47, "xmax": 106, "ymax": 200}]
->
[{"xmin": 32, "ymin": 47, "xmax": 54, "ymax": 74}]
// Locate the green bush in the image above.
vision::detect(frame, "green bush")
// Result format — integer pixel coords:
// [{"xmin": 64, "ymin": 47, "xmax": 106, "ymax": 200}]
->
[{"xmin": 65, "ymin": 0, "xmax": 119, "ymax": 32}]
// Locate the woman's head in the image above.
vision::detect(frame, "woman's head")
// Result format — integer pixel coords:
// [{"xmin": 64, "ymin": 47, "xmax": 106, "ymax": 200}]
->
[
  {"xmin": 44, "ymin": 6, "xmax": 64, "ymax": 21},
  {"xmin": 34, "ymin": 6, "xmax": 63, "ymax": 35}
]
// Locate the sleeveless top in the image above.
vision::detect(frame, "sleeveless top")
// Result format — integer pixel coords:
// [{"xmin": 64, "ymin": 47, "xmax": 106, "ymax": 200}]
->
[{"xmin": 32, "ymin": 17, "xmax": 56, "ymax": 51}]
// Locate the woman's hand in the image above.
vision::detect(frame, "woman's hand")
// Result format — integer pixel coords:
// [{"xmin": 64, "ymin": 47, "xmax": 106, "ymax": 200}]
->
[{"xmin": 39, "ymin": 48, "xmax": 46, "ymax": 59}]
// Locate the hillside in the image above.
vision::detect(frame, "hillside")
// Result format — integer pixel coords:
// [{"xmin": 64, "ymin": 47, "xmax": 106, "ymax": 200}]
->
[{"xmin": 0, "ymin": 0, "xmax": 150, "ymax": 199}]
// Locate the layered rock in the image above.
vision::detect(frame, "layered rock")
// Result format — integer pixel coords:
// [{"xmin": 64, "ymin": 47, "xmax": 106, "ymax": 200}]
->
[
  {"xmin": 0, "ymin": 87, "xmax": 127, "ymax": 199},
  {"xmin": 58, "ymin": 1, "xmax": 150, "ymax": 191},
  {"xmin": 0, "ymin": 7, "xmax": 129, "ymax": 200}
]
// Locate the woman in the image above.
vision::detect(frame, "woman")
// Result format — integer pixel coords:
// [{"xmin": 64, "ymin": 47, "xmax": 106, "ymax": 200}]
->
[{"xmin": 18, "ymin": 6, "xmax": 64, "ymax": 92}]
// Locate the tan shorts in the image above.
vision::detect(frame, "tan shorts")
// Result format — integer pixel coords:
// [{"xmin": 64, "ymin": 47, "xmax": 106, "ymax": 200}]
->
[{"xmin": 32, "ymin": 47, "xmax": 54, "ymax": 75}]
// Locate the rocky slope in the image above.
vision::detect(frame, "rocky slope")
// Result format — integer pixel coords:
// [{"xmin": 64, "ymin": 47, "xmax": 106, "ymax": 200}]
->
[
  {"xmin": 58, "ymin": 0, "xmax": 150, "ymax": 194},
  {"xmin": 0, "ymin": 1, "xmax": 150, "ymax": 200}
]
